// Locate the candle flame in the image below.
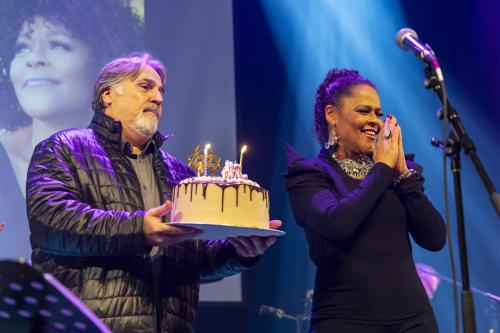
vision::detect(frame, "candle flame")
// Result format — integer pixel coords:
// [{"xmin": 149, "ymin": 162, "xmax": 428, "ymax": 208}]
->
[
  {"xmin": 239, "ymin": 144, "xmax": 247, "ymax": 167},
  {"xmin": 204, "ymin": 143, "xmax": 211, "ymax": 154}
]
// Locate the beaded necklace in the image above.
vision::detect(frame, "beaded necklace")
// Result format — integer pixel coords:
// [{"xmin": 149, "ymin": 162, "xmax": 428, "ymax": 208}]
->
[{"xmin": 331, "ymin": 152, "xmax": 374, "ymax": 180}]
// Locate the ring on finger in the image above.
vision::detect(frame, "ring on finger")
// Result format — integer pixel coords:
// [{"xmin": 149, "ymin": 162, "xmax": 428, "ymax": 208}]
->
[{"xmin": 384, "ymin": 128, "xmax": 392, "ymax": 139}]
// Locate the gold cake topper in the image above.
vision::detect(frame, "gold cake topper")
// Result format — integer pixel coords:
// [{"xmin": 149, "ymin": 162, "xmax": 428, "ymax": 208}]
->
[{"xmin": 187, "ymin": 144, "xmax": 222, "ymax": 176}]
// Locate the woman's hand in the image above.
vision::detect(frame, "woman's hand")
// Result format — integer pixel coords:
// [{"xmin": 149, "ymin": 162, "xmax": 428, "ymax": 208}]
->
[
  {"xmin": 228, "ymin": 220, "xmax": 282, "ymax": 259},
  {"xmin": 372, "ymin": 115, "xmax": 399, "ymax": 168},
  {"xmin": 394, "ymin": 123, "xmax": 410, "ymax": 175}
]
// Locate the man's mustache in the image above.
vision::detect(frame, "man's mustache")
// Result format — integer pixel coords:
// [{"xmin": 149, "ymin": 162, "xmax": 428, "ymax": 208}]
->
[
  {"xmin": 143, "ymin": 104, "xmax": 162, "ymax": 117},
  {"xmin": 144, "ymin": 103, "xmax": 160, "ymax": 111}
]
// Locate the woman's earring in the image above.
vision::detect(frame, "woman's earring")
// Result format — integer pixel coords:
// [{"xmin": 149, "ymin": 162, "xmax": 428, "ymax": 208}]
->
[{"xmin": 324, "ymin": 128, "xmax": 339, "ymax": 149}]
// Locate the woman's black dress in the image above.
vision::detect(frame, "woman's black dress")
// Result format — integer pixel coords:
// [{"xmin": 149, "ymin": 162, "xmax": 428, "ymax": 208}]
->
[{"xmin": 285, "ymin": 145, "xmax": 446, "ymax": 330}]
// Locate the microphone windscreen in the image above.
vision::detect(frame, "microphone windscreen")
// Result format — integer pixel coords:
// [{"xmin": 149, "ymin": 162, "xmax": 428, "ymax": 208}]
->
[{"xmin": 396, "ymin": 28, "xmax": 419, "ymax": 50}]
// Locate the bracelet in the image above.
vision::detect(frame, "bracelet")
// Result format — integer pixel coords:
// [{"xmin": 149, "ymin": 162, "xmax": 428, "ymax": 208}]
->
[{"xmin": 394, "ymin": 168, "xmax": 417, "ymax": 185}]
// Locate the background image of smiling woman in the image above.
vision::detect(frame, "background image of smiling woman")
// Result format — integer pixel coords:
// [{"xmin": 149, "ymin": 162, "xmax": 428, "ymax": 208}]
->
[
  {"xmin": 0, "ymin": 0, "xmax": 144, "ymax": 196},
  {"xmin": 10, "ymin": 16, "xmax": 94, "ymax": 147},
  {"xmin": 0, "ymin": 0, "xmax": 144, "ymax": 259}
]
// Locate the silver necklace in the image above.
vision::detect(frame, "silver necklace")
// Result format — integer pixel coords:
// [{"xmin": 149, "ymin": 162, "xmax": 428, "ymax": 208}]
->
[{"xmin": 332, "ymin": 152, "xmax": 374, "ymax": 180}]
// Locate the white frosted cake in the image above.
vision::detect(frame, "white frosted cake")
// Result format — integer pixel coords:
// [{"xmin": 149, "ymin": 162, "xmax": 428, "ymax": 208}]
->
[{"xmin": 170, "ymin": 162, "xmax": 269, "ymax": 228}]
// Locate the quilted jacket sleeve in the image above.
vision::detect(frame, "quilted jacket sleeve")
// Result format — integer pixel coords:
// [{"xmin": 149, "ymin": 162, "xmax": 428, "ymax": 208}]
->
[
  {"xmin": 27, "ymin": 137, "xmax": 147, "ymax": 257},
  {"xmin": 196, "ymin": 240, "xmax": 257, "ymax": 282}
]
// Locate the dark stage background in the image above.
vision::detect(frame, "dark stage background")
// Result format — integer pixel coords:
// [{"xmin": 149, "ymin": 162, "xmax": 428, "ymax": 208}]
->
[{"xmin": 195, "ymin": 1, "xmax": 499, "ymax": 332}]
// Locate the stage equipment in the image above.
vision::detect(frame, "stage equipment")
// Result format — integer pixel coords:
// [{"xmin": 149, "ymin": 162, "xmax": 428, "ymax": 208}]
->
[
  {"xmin": 396, "ymin": 28, "xmax": 443, "ymax": 81},
  {"xmin": 259, "ymin": 289, "xmax": 313, "ymax": 333},
  {"xmin": 417, "ymin": 264, "xmax": 500, "ymax": 332},
  {"xmin": 396, "ymin": 27, "xmax": 500, "ymax": 333},
  {"xmin": 0, "ymin": 259, "xmax": 111, "ymax": 333}
]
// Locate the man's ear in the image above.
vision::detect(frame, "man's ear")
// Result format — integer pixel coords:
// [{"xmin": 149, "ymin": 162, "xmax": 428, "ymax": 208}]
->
[
  {"xmin": 101, "ymin": 88, "xmax": 113, "ymax": 106},
  {"xmin": 325, "ymin": 105, "xmax": 338, "ymax": 126}
]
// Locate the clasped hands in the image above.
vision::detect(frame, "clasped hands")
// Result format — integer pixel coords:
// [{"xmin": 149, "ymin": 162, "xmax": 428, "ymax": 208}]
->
[
  {"xmin": 372, "ymin": 115, "xmax": 410, "ymax": 176},
  {"xmin": 143, "ymin": 201, "xmax": 281, "ymax": 259}
]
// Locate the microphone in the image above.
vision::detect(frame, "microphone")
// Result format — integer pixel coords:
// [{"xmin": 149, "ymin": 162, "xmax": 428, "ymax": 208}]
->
[{"xmin": 396, "ymin": 28, "xmax": 443, "ymax": 81}]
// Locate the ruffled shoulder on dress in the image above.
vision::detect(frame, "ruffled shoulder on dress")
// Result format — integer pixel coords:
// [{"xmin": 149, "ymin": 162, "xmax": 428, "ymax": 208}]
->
[
  {"xmin": 284, "ymin": 144, "xmax": 327, "ymax": 173},
  {"xmin": 284, "ymin": 143, "xmax": 306, "ymax": 166},
  {"xmin": 284, "ymin": 144, "xmax": 331, "ymax": 190}
]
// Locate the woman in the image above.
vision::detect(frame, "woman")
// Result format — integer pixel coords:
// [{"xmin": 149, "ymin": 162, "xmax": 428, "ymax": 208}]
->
[
  {"xmin": 0, "ymin": 0, "xmax": 144, "ymax": 195},
  {"xmin": 0, "ymin": 0, "xmax": 143, "ymax": 259},
  {"xmin": 285, "ymin": 69, "xmax": 446, "ymax": 332}
]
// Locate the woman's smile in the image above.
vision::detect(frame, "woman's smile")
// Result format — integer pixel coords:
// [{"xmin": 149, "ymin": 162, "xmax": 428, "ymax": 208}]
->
[
  {"xmin": 361, "ymin": 127, "xmax": 378, "ymax": 140},
  {"xmin": 24, "ymin": 77, "xmax": 60, "ymax": 87}
]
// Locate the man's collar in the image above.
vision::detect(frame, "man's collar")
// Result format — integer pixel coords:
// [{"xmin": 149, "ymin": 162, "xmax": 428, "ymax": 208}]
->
[
  {"xmin": 120, "ymin": 137, "xmax": 157, "ymax": 158},
  {"xmin": 89, "ymin": 112, "xmax": 173, "ymax": 152}
]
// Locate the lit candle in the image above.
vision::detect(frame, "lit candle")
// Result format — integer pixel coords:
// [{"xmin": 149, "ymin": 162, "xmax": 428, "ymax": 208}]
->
[
  {"xmin": 203, "ymin": 143, "xmax": 211, "ymax": 176},
  {"xmin": 239, "ymin": 145, "xmax": 247, "ymax": 170}
]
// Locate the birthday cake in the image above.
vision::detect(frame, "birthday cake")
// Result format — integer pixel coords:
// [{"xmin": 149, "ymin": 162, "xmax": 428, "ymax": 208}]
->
[{"xmin": 170, "ymin": 161, "xmax": 269, "ymax": 228}]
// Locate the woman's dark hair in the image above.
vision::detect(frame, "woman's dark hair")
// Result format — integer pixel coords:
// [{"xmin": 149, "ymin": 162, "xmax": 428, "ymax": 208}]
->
[
  {"xmin": 313, "ymin": 68, "xmax": 376, "ymax": 146},
  {"xmin": 0, "ymin": 0, "xmax": 144, "ymax": 131}
]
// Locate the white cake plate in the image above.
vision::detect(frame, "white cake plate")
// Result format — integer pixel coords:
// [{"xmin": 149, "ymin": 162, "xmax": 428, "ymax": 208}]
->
[{"xmin": 169, "ymin": 222, "xmax": 285, "ymax": 240}]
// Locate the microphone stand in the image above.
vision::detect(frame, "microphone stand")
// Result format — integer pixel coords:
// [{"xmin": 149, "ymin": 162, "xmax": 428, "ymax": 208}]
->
[
  {"xmin": 259, "ymin": 289, "xmax": 313, "ymax": 333},
  {"xmin": 259, "ymin": 305, "xmax": 309, "ymax": 333},
  {"xmin": 424, "ymin": 64, "xmax": 500, "ymax": 217},
  {"xmin": 424, "ymin": 61, "xmax": 500, "ymax": 333}
]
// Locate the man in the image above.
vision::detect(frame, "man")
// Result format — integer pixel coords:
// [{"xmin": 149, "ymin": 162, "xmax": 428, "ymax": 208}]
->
[{"xmin": 26, "ymin": 52, "xmax": 279, "ymax": 332}]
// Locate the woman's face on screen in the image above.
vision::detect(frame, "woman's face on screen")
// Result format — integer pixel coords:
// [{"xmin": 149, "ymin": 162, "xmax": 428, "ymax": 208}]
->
[{"xmin": 9, "ymin": 16, "xmax": 93, "ymax": 121}]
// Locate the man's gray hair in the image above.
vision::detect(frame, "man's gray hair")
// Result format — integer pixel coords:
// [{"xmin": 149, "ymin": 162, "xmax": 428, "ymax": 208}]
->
[{"xmin": 92, "ymin": 52, "xmax": 166, "ymax": 113}]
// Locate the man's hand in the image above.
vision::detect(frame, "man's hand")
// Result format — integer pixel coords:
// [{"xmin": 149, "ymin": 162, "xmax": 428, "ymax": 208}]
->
[
  {"xmin": 228, "ymin": 220, "xmax": 282, "ymax": 259},
  {"xmin": 143, "ymin": 201, "xmax": 202, "ymax": 246},
  {"xmin": 0, "ymin": 223, "xmax": 4, "ymax": 233}
]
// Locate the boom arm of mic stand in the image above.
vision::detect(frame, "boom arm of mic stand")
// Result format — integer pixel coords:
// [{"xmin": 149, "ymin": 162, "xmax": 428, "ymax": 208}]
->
[{"xmin": 425, "ymin": 65, "xmax": 500, "ymax": 218}]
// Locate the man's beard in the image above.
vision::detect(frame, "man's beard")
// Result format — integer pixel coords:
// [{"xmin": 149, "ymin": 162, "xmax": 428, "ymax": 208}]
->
[{"xmin": 128, "ymin": 113, "xmax": 159, "ymax": 139}]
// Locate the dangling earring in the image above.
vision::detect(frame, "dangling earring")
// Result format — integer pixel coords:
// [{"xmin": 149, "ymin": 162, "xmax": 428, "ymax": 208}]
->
[{"xmin": 324, "ymin": 127, "xmax": 339, "ymax": 149}]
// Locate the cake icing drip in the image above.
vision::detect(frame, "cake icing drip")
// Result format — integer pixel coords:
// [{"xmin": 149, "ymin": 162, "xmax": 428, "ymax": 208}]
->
[
  {"xmin": 174, "ymin": 182, "xmax": 269, "ymax": 212},
  {"xmin": 171, "ymin": 160, "xmax": 269, "ymax": 228}
]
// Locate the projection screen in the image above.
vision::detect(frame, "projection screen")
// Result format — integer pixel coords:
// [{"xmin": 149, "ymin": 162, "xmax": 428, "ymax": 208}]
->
[{"xmin": 0, "ymin": 0, "xmax": 240, "ymax": 302}]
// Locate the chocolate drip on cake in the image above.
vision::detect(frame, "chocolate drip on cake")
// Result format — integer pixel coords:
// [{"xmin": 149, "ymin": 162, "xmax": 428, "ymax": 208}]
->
[
  {"xmin": 221, "ymin": 186, "xmax": 226, "ymax": 212},
  {"xmin": 171, "ymin": 174, "xmax": 270, "ymax": 227},
  {"xmin": 236, "ymin": 187, "xmax": 239, "ymax": 207},
  {"xmin": 202, "ymin": 183, "xmax": 209, "ymax": 199},
  {"xmin": 175, "ymin": 182, "xmax": 268, "ymax": 210}
]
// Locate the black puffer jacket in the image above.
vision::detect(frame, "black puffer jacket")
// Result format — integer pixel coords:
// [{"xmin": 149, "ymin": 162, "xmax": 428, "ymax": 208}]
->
[{"xmin": 27, "ymin": 113, "xmax": 251, "ymax": 332}]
